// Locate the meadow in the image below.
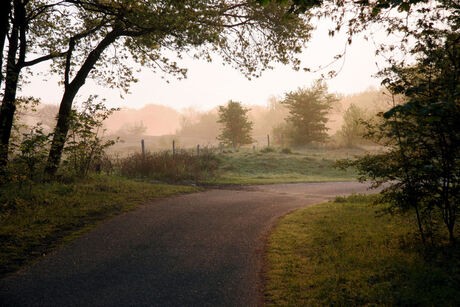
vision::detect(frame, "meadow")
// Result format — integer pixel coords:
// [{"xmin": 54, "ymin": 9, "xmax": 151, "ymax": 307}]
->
[{"xmin": 212, "ymin": 147, "xmax": 363, "ymax": 185}]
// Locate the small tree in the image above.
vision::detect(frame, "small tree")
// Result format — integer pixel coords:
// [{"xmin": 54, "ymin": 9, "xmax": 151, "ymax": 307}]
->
[
  {"xmin": 63, "ymin": 96, "xmax": 118, "ymax": 177},
  {"xmin": 337, "ymin": 104, "xmax": 369, "ymax": 148},
  {"xmin": 282, "ymin": 80, "xmax": 337, "ymax": 146},
  {"xmin": 217, "ymin": 101, "xmax": 254, "ymax": 149}
]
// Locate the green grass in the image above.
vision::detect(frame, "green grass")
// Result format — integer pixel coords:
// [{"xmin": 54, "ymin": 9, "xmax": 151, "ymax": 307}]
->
[
  {"xmin": 211, "ymin": 148, "xmax": 359, "ymax": 184},
  {"xmin": 0, "ymin": 175, "xmax": 199, "ymax": 278},
  {"xmin": 265, "ymin": 194, "xmax": 460, "ymax": 306}
]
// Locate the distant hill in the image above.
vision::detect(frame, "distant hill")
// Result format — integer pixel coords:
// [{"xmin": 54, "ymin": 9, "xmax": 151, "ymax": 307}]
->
[{"xmin": 105, "ymin": 104, "xmax": 181, "ymax": 136}]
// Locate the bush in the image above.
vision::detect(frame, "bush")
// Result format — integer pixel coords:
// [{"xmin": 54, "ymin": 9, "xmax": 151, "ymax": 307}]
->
[
  {"xmin": 280, "ymin": 147, "xmax": 292, "ymax": 154},
  {"xmin": 117, "ymin": 149, "xmax": 220, "ymax": 183},
  {"xmin": 62, "ymin": 97, "xmax": 118, "ymax": 177},
  {"xmin": 260, "ymin": 146, "xmax": 276, "ymax": 153}
]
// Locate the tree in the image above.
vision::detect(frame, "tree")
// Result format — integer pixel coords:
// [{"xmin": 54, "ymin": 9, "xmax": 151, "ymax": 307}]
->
[
  {"xmin": 63, "ymin": 96, "xmax": 117, "ymax": 177},
  {"xmin": 281, "ymin": 80, "xmax": 337, "ymax": 146},
  {"xmin": 0, "ymin": 0, "xmax": 69, "ymax": 166},
  {"xmin": 337, "ymin": 103, "xmax": 369, "ymax": 147},
  {"xmin": 340, "ymin": 29, "xmax": 460, "ymax": 245},
  {"xmin": 217, "ymin": 101, "xmax": 254, "ymax": 149},
  {"xmin": 41, "ymin": 0, "xmax": 314, "ymax": 176}
]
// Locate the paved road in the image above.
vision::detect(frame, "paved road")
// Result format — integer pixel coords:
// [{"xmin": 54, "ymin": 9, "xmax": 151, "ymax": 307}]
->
[{"xmin": 0, "ymin": 182, "xmax": 375, "ymax": 306}]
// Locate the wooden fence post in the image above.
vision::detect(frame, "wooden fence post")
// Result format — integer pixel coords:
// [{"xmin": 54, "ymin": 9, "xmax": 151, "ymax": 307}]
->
[{"xmin": 141, "ymin": 139, "xmax": 145, "ymax": 158}]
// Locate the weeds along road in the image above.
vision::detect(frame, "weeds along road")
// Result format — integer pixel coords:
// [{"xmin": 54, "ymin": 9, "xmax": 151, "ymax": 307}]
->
[{"xmin": 0, "ymin": 182, "xmax": 375, "ymax": 306}]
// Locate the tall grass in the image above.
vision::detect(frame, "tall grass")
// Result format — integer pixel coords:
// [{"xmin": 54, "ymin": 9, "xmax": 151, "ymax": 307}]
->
[{"xmin": 117, "ymin": 149, "xmax": 220, "ymax": 183}]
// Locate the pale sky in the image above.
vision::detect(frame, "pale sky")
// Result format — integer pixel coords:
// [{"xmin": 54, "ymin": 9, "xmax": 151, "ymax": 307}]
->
[{"xmin": 20, "ymin": 19, "xmax": 385, "ymax": 112}]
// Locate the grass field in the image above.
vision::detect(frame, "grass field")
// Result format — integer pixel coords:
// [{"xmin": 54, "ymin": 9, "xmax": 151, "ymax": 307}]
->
[
  {"xmin": 0, "ymin": 175, "xmax": 199, "ymax": 278},
  {"xmin": 210, "ymin": 147, "xmax": 362, "ymax": 184},
  {"xmin": 265, "ymin": 194, "xmax": 460, "ymax": 306}
]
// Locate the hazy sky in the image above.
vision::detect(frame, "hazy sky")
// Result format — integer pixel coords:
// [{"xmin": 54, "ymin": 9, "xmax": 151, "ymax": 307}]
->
[{"xmin": 20, "ymin": 19, "xmax": 385, "ymax": 112}]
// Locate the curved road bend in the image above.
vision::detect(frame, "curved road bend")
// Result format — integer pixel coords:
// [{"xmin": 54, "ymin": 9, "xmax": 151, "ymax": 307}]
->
[{"xmin": 1, "ymin": 182, "xmax": 375, "ymax": 306}]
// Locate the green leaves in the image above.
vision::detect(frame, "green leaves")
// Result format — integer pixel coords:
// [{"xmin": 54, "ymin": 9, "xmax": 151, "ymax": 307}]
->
[
  {"xmin": 217, "ymin": 100, "xmax": 254, "ymax": 148},
  {"xmin": 63, "ymin": 96, "xmax": 118, "ymax": 177},
  {"xmin": 345, "ymin": 30, "xmax": 460, "ymax": 246},
  {"xmin": 281, "ymin": 80, "xmax": 336, "ymax": 145}
]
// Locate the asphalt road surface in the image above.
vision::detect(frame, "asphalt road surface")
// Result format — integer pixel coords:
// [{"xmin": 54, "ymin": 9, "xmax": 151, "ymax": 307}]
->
[{"xmin": 0, "ymin": 182, "xmax": 376, "ymax": 306}]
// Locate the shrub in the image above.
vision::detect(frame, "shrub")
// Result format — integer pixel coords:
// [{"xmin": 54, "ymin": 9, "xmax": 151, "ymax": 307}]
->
[
  {"xmin": 260, "ymin": 146, "xmax": 276, "ymax": 153},
  {"xmin": 62, "ymin": 96, "xmax": 118, "ymax": 177},
  {"xmin": 280, "ymin": 147, "xmax": 292, "ymax": 154},
  {"xmin": 117, "ymin": 149, "xmax": 220, "ymax": 183}
]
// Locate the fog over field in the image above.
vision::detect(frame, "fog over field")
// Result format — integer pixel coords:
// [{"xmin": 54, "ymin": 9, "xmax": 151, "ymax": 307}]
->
[{"xmin": 21, "ymin": 86, "xmax": 391, "ymax": 154}]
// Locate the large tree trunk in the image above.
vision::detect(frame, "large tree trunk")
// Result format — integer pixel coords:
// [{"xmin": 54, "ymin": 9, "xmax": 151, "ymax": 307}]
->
[
  {"xmin": 0, "ymin": 70, "xmax": 20, "ymax": 166},
  {"xmin": 0, "ymin": 0, "xmax": 12, "ymax": 88},
  {"xmin": 0, "ymin": 0, "xmax": 23, "ymax": 167},
  {"xmin": 45, "ymin": 28, "xmax": 121, "ymax": 176},
  {"xmin": 44, "ymin": 86, "xmax": 78, "ymax": 176}
]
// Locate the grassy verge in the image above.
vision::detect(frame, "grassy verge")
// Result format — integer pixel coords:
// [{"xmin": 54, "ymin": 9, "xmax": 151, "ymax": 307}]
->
[
  {"xmin": 0, "ymin": 175, "xmax": 199, "ymax": 278},
  {"xmin": 265, "ymin": 194, "xmax": 460, "ymax": 306},
  {"xmin": 211, "ymin": 148, "xmax": 358, "ymax": 185}
]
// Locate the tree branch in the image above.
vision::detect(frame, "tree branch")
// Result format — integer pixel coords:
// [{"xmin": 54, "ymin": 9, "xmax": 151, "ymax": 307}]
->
[{"xmin": 23, "ymin": 51, "xmax": 67, "ymax": 67}]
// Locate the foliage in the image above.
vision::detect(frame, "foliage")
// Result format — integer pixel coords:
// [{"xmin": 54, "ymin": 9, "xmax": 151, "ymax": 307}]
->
[
  {"xmin": 0, "ymin": 97, "xmax": 50, "ymax": 184},
  {"xmin": 337, "ymin": 103, "xmax": 370, "ymax": 147},
  {"xmin": 0, "ymin": 174, "xmax": 198, "ymax": 278},
  {"xmin": 63, "ymin": 96, "xmax": 118, "ymax": 177},
  {"xmin": 9, "ymin": 124, "xmax": 49, "ymax": 183},
  {"xmin": 338, "ymin": 30, "xmax": 460, "ymax": 245},
  {"xmin": 260, "ymin": 146, "xmax": 276, "ymax": 153},
  {"xmin": 281, "ymin": 80, "xmax": 337, "ymax": 146},
  {"xmin": 265, "ymin": 195, "xmax": 460, "ymax": 306},
  {"xmin": 117, "ymin": 149, "xmax": 220, "ymax": 183},
  {"xmin": 271, "ymin": 122, "xmax": 292, "ymax": 146},
  {"xmin": 217, "ymin": 101, "xmax": 254, "ymax": 149},
  {"xmin": 280, "ymin": 147, "xmax": 292, "ymax": 154}
]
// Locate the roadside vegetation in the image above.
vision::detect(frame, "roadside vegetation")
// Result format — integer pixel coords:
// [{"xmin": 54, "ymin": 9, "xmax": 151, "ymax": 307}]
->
[
  {"xmin": 265, "ymin": 194, "xmax": 460, "ymax": 306},
  {"xmin": 117, "ymin": 149, "xmax": 220, "ymax": 183}
]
